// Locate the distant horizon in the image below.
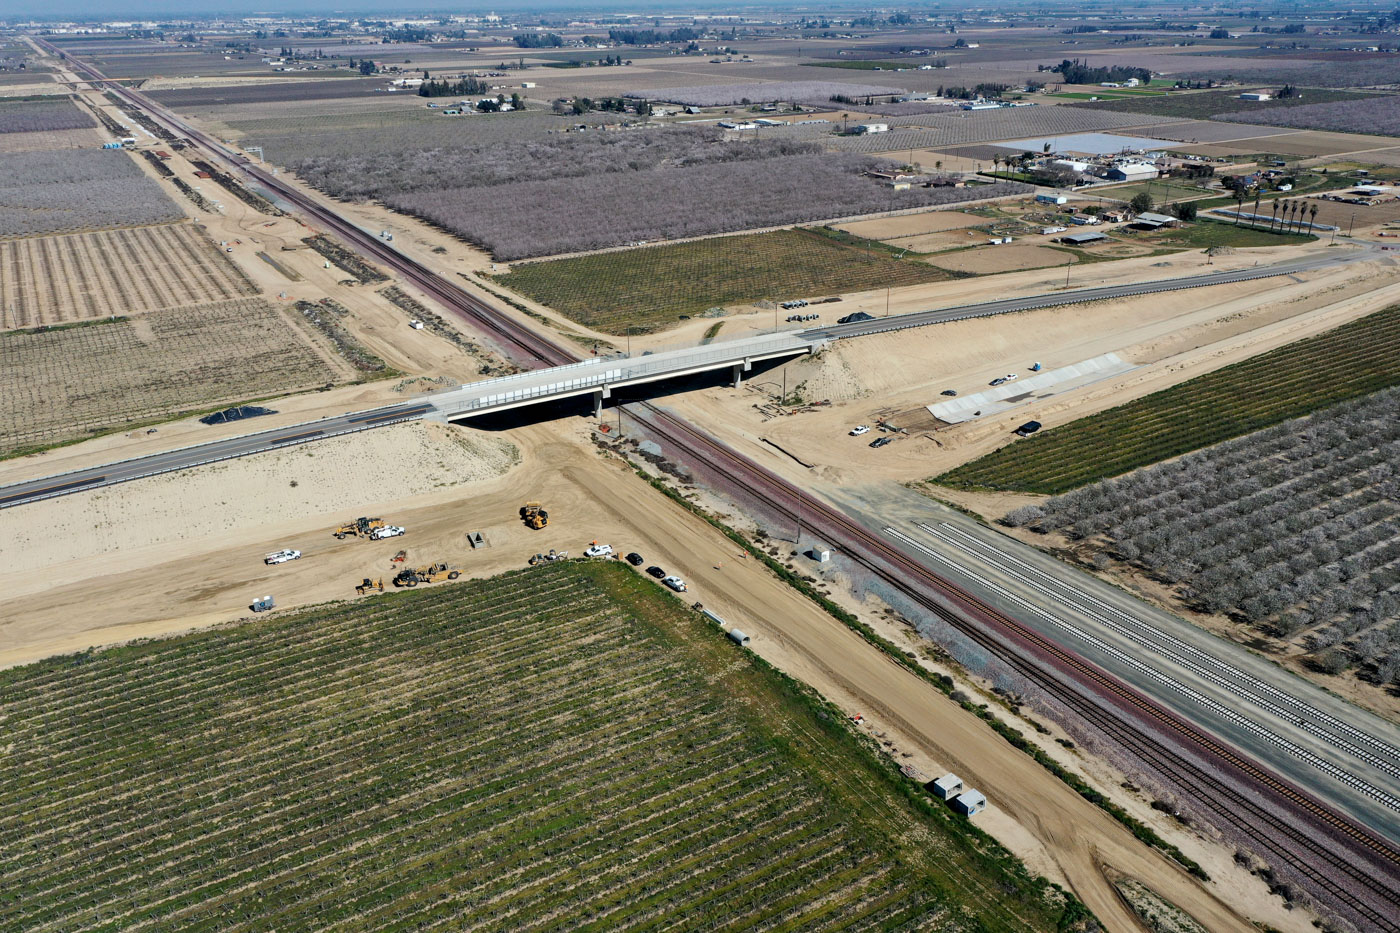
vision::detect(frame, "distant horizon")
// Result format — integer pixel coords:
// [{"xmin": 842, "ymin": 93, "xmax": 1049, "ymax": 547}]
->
[{"xmin": 2, "ymin": 0, "xmax": 868, "ymax": 21}]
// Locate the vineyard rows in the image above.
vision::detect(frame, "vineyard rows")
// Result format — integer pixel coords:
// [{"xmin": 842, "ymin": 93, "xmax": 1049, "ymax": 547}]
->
[
  {"xmin": 0, "ymin": 149, "xmax": 182, "ymax": 238},
  {"xmin": 937, "ymin": 303, "xmax": 1400, "ymax": 495},
  {"xmin": 498, "ymin": 228, "xmax": 949, "ymax": 333},
  {"xmin": 0, "ymin": 563, "xmax": 1070, "ymax": 931},
  {"xmin": 0, "ymin": 299, "xmax": 342, "ymax": 457},
  {"xmin": 1017, "ymin": 387, "xmax": 1400, "ymax": 686},
  {"xmin": 0, "ymin": 223, "xmax": 259, "ymax": 328}
]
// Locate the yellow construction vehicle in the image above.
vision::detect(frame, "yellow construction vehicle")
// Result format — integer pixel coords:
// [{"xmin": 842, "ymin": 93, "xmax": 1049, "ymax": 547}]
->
[
  {"xmin": 393, "ymin": 562, "xmax": 460, "ymax": 587},
  {"xmin": 333, "ymin": 516, "xmax": 386, "ymax": 539},
  {"xmin": 520, "ymin": 502, "xmax": 548, "ymax": 530},
  {"xmin": 355, "ymin": 578, "xmax": 384, "ymax": 594}
]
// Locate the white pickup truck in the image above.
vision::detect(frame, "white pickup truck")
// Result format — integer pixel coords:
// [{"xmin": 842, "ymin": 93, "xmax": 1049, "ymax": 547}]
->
[
  {"xmin": 584, "ymin": 543, "xmax": 614, "ymax": 558},
  {"xmin": 370, "ymin": 525, "xmax": 406, "ymax": 540},
  {"xmin": 264, "ymin": 549, "xmax": 301, "ymax": 565}
]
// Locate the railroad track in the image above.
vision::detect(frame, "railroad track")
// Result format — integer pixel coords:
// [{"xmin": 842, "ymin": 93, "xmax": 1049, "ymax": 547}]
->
[
  {"xmin": 630, "ymin": 401, "xmax": 1400, "ymax": 931},
  {"xmin": 42, "ymin": 38, "xmax": 1400, "ymax": 924},
  {"xmin": 918, "ymin": 520, "xmax": 1400, "ymax": 780}
]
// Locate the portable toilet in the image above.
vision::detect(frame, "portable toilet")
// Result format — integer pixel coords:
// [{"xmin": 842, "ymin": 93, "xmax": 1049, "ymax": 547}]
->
[{"xmin": 953, "ymin": 789, "xmax": 986, "ymax": 816}]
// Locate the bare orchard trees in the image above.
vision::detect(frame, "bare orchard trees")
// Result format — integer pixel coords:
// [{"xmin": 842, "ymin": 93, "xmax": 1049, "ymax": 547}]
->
[
  {"xmin": 0, "ymin": 149, "xmax": 182, "ymax": 237},
  {"xmin": 0, "ymin": 99, "xmax": 96, "ymax": 134},
  {"xmin": 290, "ymin": 126, "xmax": 819, "ymax": 201},
  {"xmin": 389, "ymin": 152, "xmax": 1031, "ymax": 259},
  {"xmin": 1018, "ymin": 388, "xmax": 1400, "ymax": 686}
]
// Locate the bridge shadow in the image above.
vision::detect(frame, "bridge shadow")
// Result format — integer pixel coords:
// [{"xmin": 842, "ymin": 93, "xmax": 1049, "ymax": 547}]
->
[{"xmin": 451, "ymin": 356, "xmax": 793, "ymax": 432}]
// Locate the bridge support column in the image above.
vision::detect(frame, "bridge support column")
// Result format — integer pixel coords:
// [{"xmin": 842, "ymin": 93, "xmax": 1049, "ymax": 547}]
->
[
  {"xmin": 732, "ymin": 358, "xmax": 752, "ymax": 387},
  {"xmin": 593, "ymin": 386, "xmax": 610, "ymax": 419}
]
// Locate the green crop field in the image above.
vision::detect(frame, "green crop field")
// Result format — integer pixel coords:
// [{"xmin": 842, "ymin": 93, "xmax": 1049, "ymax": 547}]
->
[
  {"xmin": 1138, "ymin": 219, "xmax": 1317, "ymax": 249},
  {"xmin": 1066, "ymin": 87, "xmax": 1384, "ymax": 121},
  {"xmin": 495, "ymin": 228, "xmax": 949, "ymax": 334},
  {"xmin": 934, "ymin": 304, "xmax": 1400, "ymax": 495},
  {"xmin": 0, "ymin": 562, "xmax": 1078, "ymax": 932}
]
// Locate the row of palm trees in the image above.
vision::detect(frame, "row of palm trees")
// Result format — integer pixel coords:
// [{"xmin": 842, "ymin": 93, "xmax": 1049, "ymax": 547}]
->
[{"xmin": 1231, "ymin": 188, "xmax": 1320, "ymax": 234}]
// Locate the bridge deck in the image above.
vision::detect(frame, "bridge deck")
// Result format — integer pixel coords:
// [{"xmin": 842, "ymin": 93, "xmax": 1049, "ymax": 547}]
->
[{"xmin": 426, "ymin": 332, "xmax": 821, "ymax": 419}]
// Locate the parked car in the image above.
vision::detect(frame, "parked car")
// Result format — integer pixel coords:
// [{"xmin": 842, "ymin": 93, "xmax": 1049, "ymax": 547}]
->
[
  {"xmin": 869, "ymin": 437, "xmax": 894, "ymax": 449},
  {"xmin": 583, "ymin": 543, "xmax": 614, "ymax": 558},
  {"xmin": 370, "ymin": 525, "xmax": 406, "ymax": 540},
  {"xmin": 850, "ymin": 425, "xmax": 871, "ymax": 436},
  {"xmin": 989, "ymin": 377, "xmax": 1007, "ymax": 387},
  {"xmin": 940, "ymin": 389, "xmax": 958, "ymax": 396},
  {"xmin": 1013, "ymin": 420, "xmax": 1043, "ymax": 437},
  {"xmin": 662, "ymin": 575, "xmax": 688, "ymax": 592},
  {"xmin": 1004, "ymin": 373, "xmax": 1019, "ymax": 382},
  {"xmin": 264, "ymin": 549, "xmax": 301, "ymax": 565},
  {"xmin": 646, "ymin": 565, "xmax": 666, "ymax": 579},
  {"xmin": 625, "ymin": 552, "xmax": 644, "ymax": 566}
]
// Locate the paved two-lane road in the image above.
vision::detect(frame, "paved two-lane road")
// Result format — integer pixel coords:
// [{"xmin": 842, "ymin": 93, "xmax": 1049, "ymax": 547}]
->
[{"xmin": 0, "ymin": 403, "xmax": 431, "ymax": 509}]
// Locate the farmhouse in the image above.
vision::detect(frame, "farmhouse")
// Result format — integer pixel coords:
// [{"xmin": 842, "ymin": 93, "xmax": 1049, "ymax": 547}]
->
[
  {"xmin": 1239, "ymin": 91, "xmax": 1271, "ymax": 101},
  {"xmin": 853, "ymin": 123, "xmax": 889, "ymax": 134}
]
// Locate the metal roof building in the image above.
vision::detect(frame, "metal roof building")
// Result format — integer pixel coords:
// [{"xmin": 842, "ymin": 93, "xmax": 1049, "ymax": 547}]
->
[
  {"xmin": 1132, "ymin": 211, "xmax": 1178, "ymax": 228},
  {"xmin": 1062, "ymin": 231, "xmax": 1109, "ymax": 244}
]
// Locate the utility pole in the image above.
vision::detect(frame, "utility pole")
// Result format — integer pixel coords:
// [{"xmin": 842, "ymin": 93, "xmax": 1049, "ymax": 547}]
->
[
  {"xmin": 1065, "ymin": 258, "xmax": 1072, "ymax": 288},
  {"xmin": 1349, "ymin": 212, "xmax": 1356, "ymax": 237},
  {"xmin": 885, "ymin": 285, "xmax": 891, "ymax": 317}
]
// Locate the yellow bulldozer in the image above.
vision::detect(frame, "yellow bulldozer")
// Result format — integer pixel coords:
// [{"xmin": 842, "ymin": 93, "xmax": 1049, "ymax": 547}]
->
[
  {"xmin": 355, "ymin": 578, "xmax": 384, "ymax": 594},
  {"xmin": 393, "ymin": 562, "xmax": 460, "ymax": 587},
  {"xmin": 520, "ymin": 501, "xmax": 548, "ymax": 530},
  {"xmin": 333, "ymin": 516, "xmax": 386, "ymax": 539}
]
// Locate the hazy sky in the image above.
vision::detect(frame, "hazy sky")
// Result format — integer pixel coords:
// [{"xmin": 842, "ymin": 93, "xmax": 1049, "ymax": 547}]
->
[{"xmin": 0, "ymin": 0, "xmax": 748, "ymax": 17}]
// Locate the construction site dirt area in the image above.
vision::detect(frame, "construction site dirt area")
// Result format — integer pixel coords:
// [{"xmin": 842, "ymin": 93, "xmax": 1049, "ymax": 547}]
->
[
  {"xmin": 837, "ymin": 210, "xmax": 982, "ymax": 240},
  {"xmin": 928, "ymin": 244, "xmax": 1075, "ymax": 275}
]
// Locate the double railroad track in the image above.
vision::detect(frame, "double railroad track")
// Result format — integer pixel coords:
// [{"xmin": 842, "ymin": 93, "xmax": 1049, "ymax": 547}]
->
[{"xmin": 45, "ymin": 40, "xmax": 1400, "ymax": 926}]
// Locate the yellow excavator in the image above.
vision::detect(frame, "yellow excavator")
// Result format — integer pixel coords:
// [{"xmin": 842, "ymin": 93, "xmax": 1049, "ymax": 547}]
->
[
  {"xmin": 333, "ymin": 516, "xmax": 386, "ymax": 539},
  {"xmin": 393, "ymin": 562, "xmax": 460, "ymax": 587},
  {"xmin": 520, "ymin": 502, "xmax": 548, "ymax": 530}
]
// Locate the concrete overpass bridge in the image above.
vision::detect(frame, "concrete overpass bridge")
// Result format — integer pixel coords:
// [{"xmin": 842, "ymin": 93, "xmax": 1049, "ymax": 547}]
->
[{"xmin": 427, "ymin": 332, "xmax": 824, "ymax": 421}]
